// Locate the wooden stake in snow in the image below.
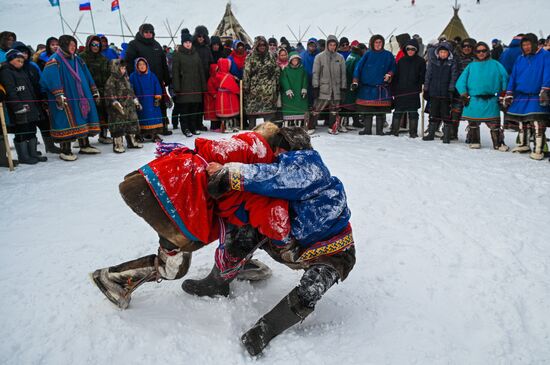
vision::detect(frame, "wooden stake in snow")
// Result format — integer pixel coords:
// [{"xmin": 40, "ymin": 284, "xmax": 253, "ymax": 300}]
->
[
  {"xmin": 240, "ymin": 80, "xmax": 244, "ymax": 131},
  {"xmin": 0, "ymin": 103, "xmax": 15, "ymax": 172}
]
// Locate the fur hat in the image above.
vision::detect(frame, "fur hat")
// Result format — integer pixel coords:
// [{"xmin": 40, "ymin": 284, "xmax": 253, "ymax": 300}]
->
[
  {"xmin": 139, "ymin": 23, "xmax": 155, "ymax": 37},
  {"xmin": 268, "ymin": 37, "xmax": 278, "ymax": 45},
  {"xmin": 276, "ymin": 126, "xmax": 312, "ymax": 151},
  {"xmin": 193, "ymin": 25, "xmax": 210, "ymax": 44}
]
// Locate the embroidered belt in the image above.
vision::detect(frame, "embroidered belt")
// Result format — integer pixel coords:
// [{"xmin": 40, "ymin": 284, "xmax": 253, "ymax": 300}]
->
[{"xmin": 298, "ymin": 224, "xmax": 354, "ymax": 262}]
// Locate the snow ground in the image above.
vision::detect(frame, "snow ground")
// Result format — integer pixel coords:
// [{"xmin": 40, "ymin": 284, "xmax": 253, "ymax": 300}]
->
[
  {"xmin": 2, "ymin": 0, "xmax": 549, "ymax": 50},
  {"xmin": 1, "ymin": 123, "xmax": 550, "ymax": 365}
]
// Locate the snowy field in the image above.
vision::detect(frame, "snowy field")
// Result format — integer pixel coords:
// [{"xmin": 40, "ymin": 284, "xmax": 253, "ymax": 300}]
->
[{"xmin": 1, "ymin": 124, "xmax": 550, "ymax": 365}]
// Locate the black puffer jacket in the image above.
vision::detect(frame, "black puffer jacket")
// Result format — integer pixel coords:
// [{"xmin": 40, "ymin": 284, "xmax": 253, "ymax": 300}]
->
[
  {"xmin": 425, "ymin": 43, "xmax": 458, "ymax": 97},
  {"xmin": 392, "ymin": 39, "xmax": 426, "ymax": 110},
  {"xmin": 0, "ymin": 62, "xmax": 41, "ymax": 123},
  {"xmin": 125, "ymin": 25, "xmax": 170, "ymax": 86}
]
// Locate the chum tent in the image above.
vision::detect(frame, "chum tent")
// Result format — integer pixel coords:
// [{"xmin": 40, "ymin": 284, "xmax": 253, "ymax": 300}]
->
[
  {"xmin": 213, "ymin": 2, "xmax": 253, "ymax": 46},
  {"xmin": 440, "ymin": 3, "xmax": 470, "ymax": 41}
]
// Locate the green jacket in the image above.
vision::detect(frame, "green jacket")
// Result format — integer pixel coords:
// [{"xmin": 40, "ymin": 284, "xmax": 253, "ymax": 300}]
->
[
  {"xmin": 280, "ymin": 64, "xmax": 308, "ymax": 118},
  {"xmin": 172, "ymin": 47, "xmax": 206, "ymax": 104}
]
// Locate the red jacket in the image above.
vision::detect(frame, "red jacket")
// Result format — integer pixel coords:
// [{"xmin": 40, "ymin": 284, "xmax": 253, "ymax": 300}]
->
[
  {"xmin": 204, "ymin": 64, "xmax": 219, "ymax": 121},
  {"xmin": 139, "ymin": 132, "xmax": 290, "ymax": 244},
  {"xmin": 216, "ymin": 58, "xmax": 240, "ymax": 118}
]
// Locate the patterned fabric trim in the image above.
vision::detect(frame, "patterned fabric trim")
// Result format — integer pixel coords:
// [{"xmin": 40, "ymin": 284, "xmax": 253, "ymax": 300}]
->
[
  {"xmin": 356, "ymin": 99, "xmax": 392, "ymax": 107},
  {"xmin": 298, "ymin": 224, "xmax": 354, "ymax": 262},
  {"xmin": 229, "ymin": 169, "xmax": 244, "ymax": 191},
  {"xmin": 139, "ymin": 164, "xmax": 200, "ymax": 242}
]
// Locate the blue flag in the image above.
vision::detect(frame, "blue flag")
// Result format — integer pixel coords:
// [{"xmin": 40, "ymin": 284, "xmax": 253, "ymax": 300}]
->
[{"xmin": 49, "ymin": 0, "xmax": 59, "ymax": 6}]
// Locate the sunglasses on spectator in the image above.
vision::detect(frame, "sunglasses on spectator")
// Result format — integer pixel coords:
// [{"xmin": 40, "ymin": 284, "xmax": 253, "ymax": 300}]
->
[
  {"xmin": 475, "ymin": 49, "xmax": 488, "ymax": 54},
  {"xmin": 341, "ymin": 43, "xmax": 349, "ymax": 47},
  {"xmin": 143, "ymin": 31, "xmax": 153, "ymax": 34},
  {"xmin": 463, "ymin": 45, "xmax": 472, "ymax": 48},
  {"xmin": 405, "ymin": 47, "xmax": 417, "ymax": 51},
  {"xmin": 90, "ymin": 42, "xmax": 100, "ymax": 47}
]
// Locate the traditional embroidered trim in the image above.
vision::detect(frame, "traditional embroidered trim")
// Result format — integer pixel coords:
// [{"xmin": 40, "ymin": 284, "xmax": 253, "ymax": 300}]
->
[
  {"xmin": 298, "ymin": 225, "xmax": 354, "ymax": 262},
  {"xmin": 356, "ymin": 98, "xmax": 392, "ymax": 107},
  {"xmin": 229, "ymin": 169, "xmax": 243, "ymax": 191}
]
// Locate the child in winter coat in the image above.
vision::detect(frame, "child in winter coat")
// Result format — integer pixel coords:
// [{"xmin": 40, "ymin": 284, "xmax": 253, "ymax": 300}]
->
[
  {"xmin": 104, "ymin": 59, "xmax": 143, "ymax": 153},
  {"xmin": 280, "ymin": 52, "xmax": 309, "ymax": 127},
  {"xmin": 423, "ymin": 42, "xmax": 458, "ymax": 143},
  {"xmin": 215, "ymin": 58, "xmax": 241, "ymax": 132},
  {"xmin": 129, "ymin": 57, "xmax": 164, "ymax": 142},
  {"xmin": 204, "ymin": 63, "xmax": 220, "ymax": 131}
]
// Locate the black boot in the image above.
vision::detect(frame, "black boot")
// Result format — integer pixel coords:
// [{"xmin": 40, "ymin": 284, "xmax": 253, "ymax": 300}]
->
[
  {"xmin": 241, "ymin": 287, "xmax": 314, "ymax": 356},
  {"xmin": 388, "ymin": 113, "xmax": 400, "ymax": 136},
  {"xmin": 358, "ymin": 115, "xmax": 373, "ymax": 135},
  {"xmin": 14, "ymin": 140, "xmax": 38, "ymax": 164},
  {"xmin": 442, "ymin": 123, "xmax": 451, "ymax": 144},
  {"xmin": 468, "ymin": 125, "xmax": 481, "ymax": 149},
  {"xmin": 181, "ymin": 264, "xmax": 231, "ymax": 297},
  {"xmin": 98, "ymin": 127, "xmax": 112, "ymax": 144},
  {"xmin": 41, "ymin": 132, "xmax": 62, "ymax": 154},
  {"xmin": 451, "ymin": 122, "xmax": 459, "ymax": 141},
  {"xmin": 28, "ymin": 137, "xmax": 47, "ymax": 162},
  {"xmin": 409, "ymin": 117, "xmax": 419, "ymax": 138},
  {"xmin": 422, "ymin": 122, "xmax": 436, "ymax": 141},
  {"xmin": 375, "ymin": 115, "xmax": 385, "ymax": 135}
]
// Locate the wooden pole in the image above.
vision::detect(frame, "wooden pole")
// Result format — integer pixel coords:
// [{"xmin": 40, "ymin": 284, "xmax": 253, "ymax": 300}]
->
[
  {"xmin": 239, "ymin": 80, "xmax": 244, "ymax": 130},
  {"xmin": 0, "ymin": 103, "xmax": 15, "ymax": 171},
  {"xmin": 420, "ymin": 90, "xmax": 425, "ymax": 138}
]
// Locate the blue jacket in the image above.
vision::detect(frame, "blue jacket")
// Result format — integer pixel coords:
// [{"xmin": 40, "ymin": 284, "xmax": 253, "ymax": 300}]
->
[
  {"xmin": 238, "ymin": 150, "xmax": 351, "ymax": 247},
  {"xmin": 300, "ymin": 40, "xmax": 319, "ymax": 78},
  {"xmin": 129, "ymin": 58, "xmax": 163, "ymax": 129},
  {"xmin": 499, "ymin": 37, "xmax": 522, "ymax": 74},
  {"xmin": 353, "ymin": 49, "xmax": 396, "ymax": 102},
  {"xmin": 506, "ymin": 49, "xmax": 550, "ymax": 116}
]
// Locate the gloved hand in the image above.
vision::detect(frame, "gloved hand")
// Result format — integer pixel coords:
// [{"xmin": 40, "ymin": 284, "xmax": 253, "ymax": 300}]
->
[
  {"xmin": 461, "ymin": 93, "xmax": 470, "ymax": 106},
  {"xmin": 383, "ymin": 73, "xmax": 392, "ymax": 83},
  {"xmin": 207, "ymin": 168, "xmax": 230, "ymax": 199},
  {"xmin": 350, "ymin": 82, "xmax": 359, "ymax": 91},
  {"xmin": 55, "ymin": 95, "xmax": 67, "ymax": 110},
  {"xmin": 540, "ymin": 89, "xmax": 550, "ymax": 107},
  {"xmin": 153, "ymin": 97, "xmax": 161, "ymax": 107},
  {"xmin": 133, "ymin": 98, "xmax": 143, "ymax": 111},
  {"xmin": 301, "ymin": 88, "xmax": 307, "ymax": 98},
  {"xmin": 502, "ymin": 93, "xmax": 513, "ymax": 108},
  {"xmin": 285, "ymin": 89, "xmax": 294, "ymax": 98},
  {"xmin": 93, "ymin": 91, "xmax": 100, "ymax": 105},
  {"xmin": 113, "ymin": 101, "xmax": 124, "ymax": 115},
  {"xmin": 313, "ymin": 87, "xmax": 320, "ymax": 99},
  {"xmin": 15, "ymin": 104, "xmax": 30, "ymax": 114}
]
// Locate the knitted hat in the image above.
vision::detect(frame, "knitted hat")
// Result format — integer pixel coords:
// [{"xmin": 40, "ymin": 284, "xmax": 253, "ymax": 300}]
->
[
  {"xmin": 288, "ymin": 51, "xmax": 301, "ymax": 63},
  {"xmin": 5, "ymin": 49, "xmax": 25, "ymax": 62},
  {"xmin": 181, "ymin": 29, "xmax": 192, "ymax": 44}
]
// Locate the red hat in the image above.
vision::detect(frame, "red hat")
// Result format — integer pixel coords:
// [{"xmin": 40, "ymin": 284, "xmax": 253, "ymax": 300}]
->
[{"xmin": 351, "ymin": 40, "xmax": 360, "ymax": 48}]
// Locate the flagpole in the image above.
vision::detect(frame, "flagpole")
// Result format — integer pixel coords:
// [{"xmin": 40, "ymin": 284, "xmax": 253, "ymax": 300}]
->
[
  {"xmin": 117, "ymin": 1, "xmax": 126, "ymax": 42},
  {"xmin": 58, "ymin": 0, "xmax": 66, "ymax": 34},
  {"xmin": 89, "ymin": 8, "xmax": 97, "ymax": 34}
]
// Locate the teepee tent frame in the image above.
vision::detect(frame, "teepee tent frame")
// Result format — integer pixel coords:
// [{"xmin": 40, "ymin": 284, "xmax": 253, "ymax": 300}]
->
[
  {"xmin": 213, "ymin": 2, "xmax": 253, "ymax": 45},
  {"xmin": 440, "ymin": 0, "xmax": 470, "ymax": 40}
]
